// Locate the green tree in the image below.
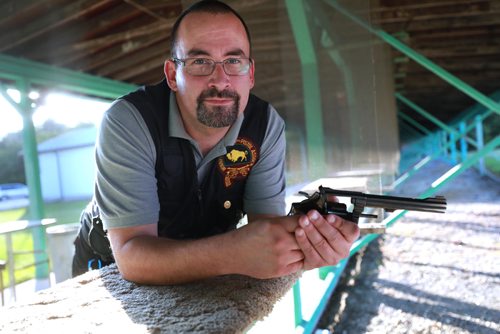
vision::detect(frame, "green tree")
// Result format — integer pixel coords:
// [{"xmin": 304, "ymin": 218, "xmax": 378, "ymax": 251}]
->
[
  {"xmin": 0, "ymin": 120, "xmax": 74, "ymax": 184},
  {"xmin": 35, "ymin": 119, "xmax": 68, "ymax": 143},
  {"xmin": 0, "ymin": 132, "xmax": 25, "ymax": 184}
]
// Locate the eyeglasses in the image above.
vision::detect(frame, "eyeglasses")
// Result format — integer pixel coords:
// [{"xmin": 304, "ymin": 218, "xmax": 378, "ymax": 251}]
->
[{"xmin": 172, "ymin": 57, "xmax": 252, "ymax": 76}]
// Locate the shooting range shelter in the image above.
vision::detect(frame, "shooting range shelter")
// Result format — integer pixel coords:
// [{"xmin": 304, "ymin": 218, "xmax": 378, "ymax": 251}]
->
[{"xmin": 0, "ymin": 0, "xmax": 499, "ymax": 332}]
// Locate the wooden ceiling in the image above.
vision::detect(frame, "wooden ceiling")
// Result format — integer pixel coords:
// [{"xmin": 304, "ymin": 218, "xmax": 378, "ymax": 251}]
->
[{"xmin": 1, "ymin": 0, "xmax": 499, "ymax": 135}]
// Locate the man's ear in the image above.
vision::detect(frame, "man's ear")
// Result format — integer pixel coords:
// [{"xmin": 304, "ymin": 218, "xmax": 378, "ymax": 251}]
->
[
  {"xmin": 249, "ymin": 59, "xmax": 255, "ymax": 89},
  {"xmin": 164, "ymin": 60, "xmax": 178, "ymax": 91}
]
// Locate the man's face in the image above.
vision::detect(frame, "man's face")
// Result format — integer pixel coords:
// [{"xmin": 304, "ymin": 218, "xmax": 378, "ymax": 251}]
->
[{"xmin": 165, "ymin": 12, "xmax": 255, "ymax": 129}]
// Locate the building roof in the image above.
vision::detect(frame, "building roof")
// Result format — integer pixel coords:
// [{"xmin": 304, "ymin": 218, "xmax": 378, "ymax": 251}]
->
[{"xmin": 37, "ymin": 126, "xmax": 97, "ymax": 153}]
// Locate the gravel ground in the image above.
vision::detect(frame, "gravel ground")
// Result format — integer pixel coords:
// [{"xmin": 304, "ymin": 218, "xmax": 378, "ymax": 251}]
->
[{"xmin": 318, "ymin": 159, "xmax": 500, "ymax": 334}]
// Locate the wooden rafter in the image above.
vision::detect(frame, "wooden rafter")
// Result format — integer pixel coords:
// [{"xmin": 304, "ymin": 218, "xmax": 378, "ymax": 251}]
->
[{"xmin": 0, "ymin": 0, "xmax": 118, "ymax": 52}]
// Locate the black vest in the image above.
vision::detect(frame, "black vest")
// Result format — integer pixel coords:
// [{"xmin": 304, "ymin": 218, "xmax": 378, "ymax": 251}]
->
[{"xmin": 122, "ymin": 80, "xmax": 269, "ymax": 239}]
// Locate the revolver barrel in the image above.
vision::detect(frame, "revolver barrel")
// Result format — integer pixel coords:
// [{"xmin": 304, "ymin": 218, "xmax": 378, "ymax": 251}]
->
[{"xmin": 321, "ymin": 186, "xmax": 447, "ymax": 214}]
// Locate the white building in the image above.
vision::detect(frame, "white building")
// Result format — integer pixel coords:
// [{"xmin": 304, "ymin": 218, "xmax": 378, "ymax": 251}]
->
[{"xmin": 38, "ymin": 126, "xmax": 97, "ymax": 202}]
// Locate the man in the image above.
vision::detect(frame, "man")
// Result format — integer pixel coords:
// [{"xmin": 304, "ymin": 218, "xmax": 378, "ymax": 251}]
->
[{"xmin": 77, "ymin": 0, "xmax": 359, "ymax": 285}]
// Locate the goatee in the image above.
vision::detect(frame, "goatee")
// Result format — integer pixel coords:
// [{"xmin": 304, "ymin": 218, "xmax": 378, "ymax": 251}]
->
[{"xmin": 196, "ymin": 87, "xmax": 240, "ymax": 128}]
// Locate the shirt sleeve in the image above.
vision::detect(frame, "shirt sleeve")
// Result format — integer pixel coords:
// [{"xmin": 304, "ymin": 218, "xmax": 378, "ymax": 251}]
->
[
  {"xmin": 243, "ymin": 104, "xmax": 287, "ymax": 216},
  {"xmin": 94, "ymin": 99, "xmax": 160, "ymax": 230}
]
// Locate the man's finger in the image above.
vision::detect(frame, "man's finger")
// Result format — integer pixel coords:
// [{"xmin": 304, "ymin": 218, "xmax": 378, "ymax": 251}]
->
[
  {"xmin": 277, "ymin": 216, "xmax": 300, "ymax": 233},
  {"xmin": 299, "ymin": 213, "xmax": 340, "ymax": 263},
  {"xmin": 295, "ymin": 228, "xmax": 323, "ymax": 269},
  {"xmin": 308, "ymin": 211, "xmax": 340, "ymax": 245},
  {"xmin": 329, "ymin": 215, "xmax": 360, "ymax": 243}
]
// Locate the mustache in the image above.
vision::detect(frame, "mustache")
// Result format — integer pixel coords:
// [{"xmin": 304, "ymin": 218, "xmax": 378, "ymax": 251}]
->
[{"xmin": 198, "ymin": 88, "xmax": 239, "ymax": 101}]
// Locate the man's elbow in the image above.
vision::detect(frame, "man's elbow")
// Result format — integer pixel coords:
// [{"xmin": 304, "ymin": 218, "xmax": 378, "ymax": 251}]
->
[
  {"xmin": 115, "ymin": 261, "xmax": 145, "ymax": 284},
  {"xmin": 107, "ymin": 225, "xmax": 159, "ymax": 283}
]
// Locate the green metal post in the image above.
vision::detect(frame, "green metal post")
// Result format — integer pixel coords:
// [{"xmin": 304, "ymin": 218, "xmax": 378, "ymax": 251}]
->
[
  {"xmin": 434, "ymin": 133, "xmax": 442, "ymax": 156},
  {"xmin": 286, "ymin": 0, "xmax": 326, "ymax": 178},
  {"xmin": 0, "ymin": 53, "xmax": 137, "ymax": 282},
  {"xmin": 459, "ymin": 122, "xmax": 468, "ymax": 162},
  {"xmin": 301, "ymin": 259, "xmax": 349, "ymax": 334},
  {"xmin": 1, "ymin": 81, "xmax": 48, "ymax": 280},
  {"xmin": 324, "ymin": 0, "xmax": 500, "ymax": 115},
  {"xmin": 308, "ymin": 1, "xmax": 360, "ymax": 152},
  {"xmin": 441, "ymin": 131, "xmax": 452, "ymax": 157},
  {"xmin": 475, "ymin": 115, "xmax": 486, "ymax": 175},
  {"xmin": 318, "ymin": 265, "xmax": 332, "ymax": 280},
  {"xmin": 450, "ymin": 132, "xmax": 457, "ymax": 164},
  {"xmin": 17, "ymin": 78, "xmax": 48, "ymax": 279},
  {"xmin": 293, "ymin": 281, "xmax": 304, "ymax": 327}
]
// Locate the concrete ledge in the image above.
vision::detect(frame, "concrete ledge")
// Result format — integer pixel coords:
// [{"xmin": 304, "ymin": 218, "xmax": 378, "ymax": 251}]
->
[{"xmin": 0, "ymin": 263, "xmax": 299, "ymax": 333}]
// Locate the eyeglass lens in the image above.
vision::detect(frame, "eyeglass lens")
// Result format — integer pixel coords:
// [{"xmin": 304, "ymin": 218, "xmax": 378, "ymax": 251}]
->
[{"xmin": 183, "ymin": 58, "xmax": 250, "ymax": 76}]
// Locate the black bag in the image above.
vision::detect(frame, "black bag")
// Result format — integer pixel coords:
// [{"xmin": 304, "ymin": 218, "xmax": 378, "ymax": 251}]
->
[{"xmin": 72, "ymin": 201, "xmax": 114, "ymax": 277}]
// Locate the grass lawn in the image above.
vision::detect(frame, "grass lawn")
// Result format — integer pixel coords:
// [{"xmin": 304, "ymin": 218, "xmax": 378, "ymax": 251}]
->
[{"xmin": 0, "ymin": 199, "xmax": 89, "ymax": 287}]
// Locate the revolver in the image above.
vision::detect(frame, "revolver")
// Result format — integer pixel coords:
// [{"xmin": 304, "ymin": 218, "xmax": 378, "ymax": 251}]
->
[{"xmin": 289, "ymin": 186, "xmax": 447, "ymax": 233}]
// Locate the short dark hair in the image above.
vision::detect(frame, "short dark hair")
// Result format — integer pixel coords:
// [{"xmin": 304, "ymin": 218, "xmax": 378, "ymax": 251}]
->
[{"xmin": 170, "ymin": 0, "xmax": 252, "ymax": 58}]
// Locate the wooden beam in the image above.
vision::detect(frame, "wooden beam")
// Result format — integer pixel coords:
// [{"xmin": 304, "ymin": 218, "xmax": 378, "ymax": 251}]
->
[
  {"xmin": 80, "ymin": 33, "xmax": 169, "ymax": 74},
  {"xmin": 113, "ymin": 53, "xmax": 166, "ymax": 81},
  {"xmin": 40, "ymin": 2, "xmax": 179, "ymax": 67},
  {"xmin": 122, "ymin": 0, "xmax": 174, "ymax": 22},
  {"xmin": 409, "ymin": 27, "xmax": 500, "ymax": 42},
  {"xmin": 128, "ymin": 67, "xmax": 165, "ymax": 85},
  {"xmin": 369, "ymin": 0, "xmax": 490, "ymax": 14},
  {"xmin": 374, "ymin": 9, "xmax": 497, "ymax": 25},
  {"xmin": 378, "ymin": 11, "xmax": 500, "ymax": 32},
  {"xmin": 96, "ymin": 40, "xmax": 168, "ymax": 78},
  {"xmin": 69, "ymin": 20, "xmax": 174, "ymax": 53},
  {"xmin": 0, "ymin": 0, "xmax": 117, "ymax": 52},
  {"xmin": 414, "ymin": 45, "xmax": 500, "ymax": 59},
  {"xmin": 0, "ymin": 0, "xmax": 67, "ymax": 25}
]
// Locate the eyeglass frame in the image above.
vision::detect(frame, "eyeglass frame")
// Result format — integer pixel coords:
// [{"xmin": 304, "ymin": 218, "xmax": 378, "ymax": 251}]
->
[{"xmin": 171, "ymin": 57, "xmax": 253, "ymax": 76}]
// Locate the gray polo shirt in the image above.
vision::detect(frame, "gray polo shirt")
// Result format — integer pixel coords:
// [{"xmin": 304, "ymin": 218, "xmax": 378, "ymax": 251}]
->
[{"xmin": 95, "ymin": 92, "xmax": 286, "ymax": 230}]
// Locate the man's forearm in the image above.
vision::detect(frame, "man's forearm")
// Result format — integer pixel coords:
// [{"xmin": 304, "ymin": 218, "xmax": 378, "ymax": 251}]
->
[
  {"xmin": 112, "ymin": 233, "xmax": 235, "ymax": 285},
  {"xmin": 109, "ymin": 217, "xmax": 306, "ymax": 285}
]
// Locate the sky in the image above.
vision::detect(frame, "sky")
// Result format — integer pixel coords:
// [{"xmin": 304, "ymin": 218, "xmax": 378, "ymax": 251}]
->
[{"xmin": 0, "ymin": 89, "xmax": 111, "ymax": 140}]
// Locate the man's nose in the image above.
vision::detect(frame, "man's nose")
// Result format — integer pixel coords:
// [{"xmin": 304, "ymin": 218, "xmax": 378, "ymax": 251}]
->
[{"xmin": 208, "ymin": 63, "xmax": 230, "ymax": 89}]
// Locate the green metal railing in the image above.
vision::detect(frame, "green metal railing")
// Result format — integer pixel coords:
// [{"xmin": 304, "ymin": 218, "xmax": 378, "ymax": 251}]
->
[
  {"xmin": 291, "ymin": 132, "xmax": 499, "ymax": 332},
  {"xmin": 290, "ymin": 1, "xmax": 500, "ymax": 332},
  {"xmin": 0, "ymin": 53, "xmax": 136, "ymax": 279},
  {"xmin": 395, "ymin": 102, "xmax": 497, "ymax": 188}
]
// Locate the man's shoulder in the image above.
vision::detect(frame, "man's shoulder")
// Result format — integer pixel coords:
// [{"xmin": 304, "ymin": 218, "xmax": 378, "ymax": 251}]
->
[
  {"xmin": 248, "ymin": 94, "xmax": 283, "ymax": 120},
  {"xmin": 104, "ymin": 98, "xmax": 141, "ymax": 120},
  {"xmin": 121, "ymin": 80, "xmax": 171, "ymax": 102},
  {"xmin": 248, "ymin": 93, "xmax": 271, "ymax": 113},
  {"xmin": 101, "ymin": 99, "xmax": 154, "ymax": 139}
]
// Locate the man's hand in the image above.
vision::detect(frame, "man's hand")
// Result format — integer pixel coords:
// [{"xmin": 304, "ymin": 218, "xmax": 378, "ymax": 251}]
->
[
  {"xmin": 294, "ymin": 210, "xmax": 360, "ymax": 270},
  {"xmin": 230, "ymin": 216, "xmax": 304, "ymax": 279},
  {"xmin": 108, "ymin": 212, "xmax": 358, "ymax": 285}
]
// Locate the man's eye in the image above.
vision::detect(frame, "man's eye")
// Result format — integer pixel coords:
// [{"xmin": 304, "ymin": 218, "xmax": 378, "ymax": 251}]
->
[
  {"xmin": 191, "ymin": 58, "xmax": 210, "ymax": 65},
  {"xmin": 225, "ymin": 58, "xmax": 242, "ymax": 65}
]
